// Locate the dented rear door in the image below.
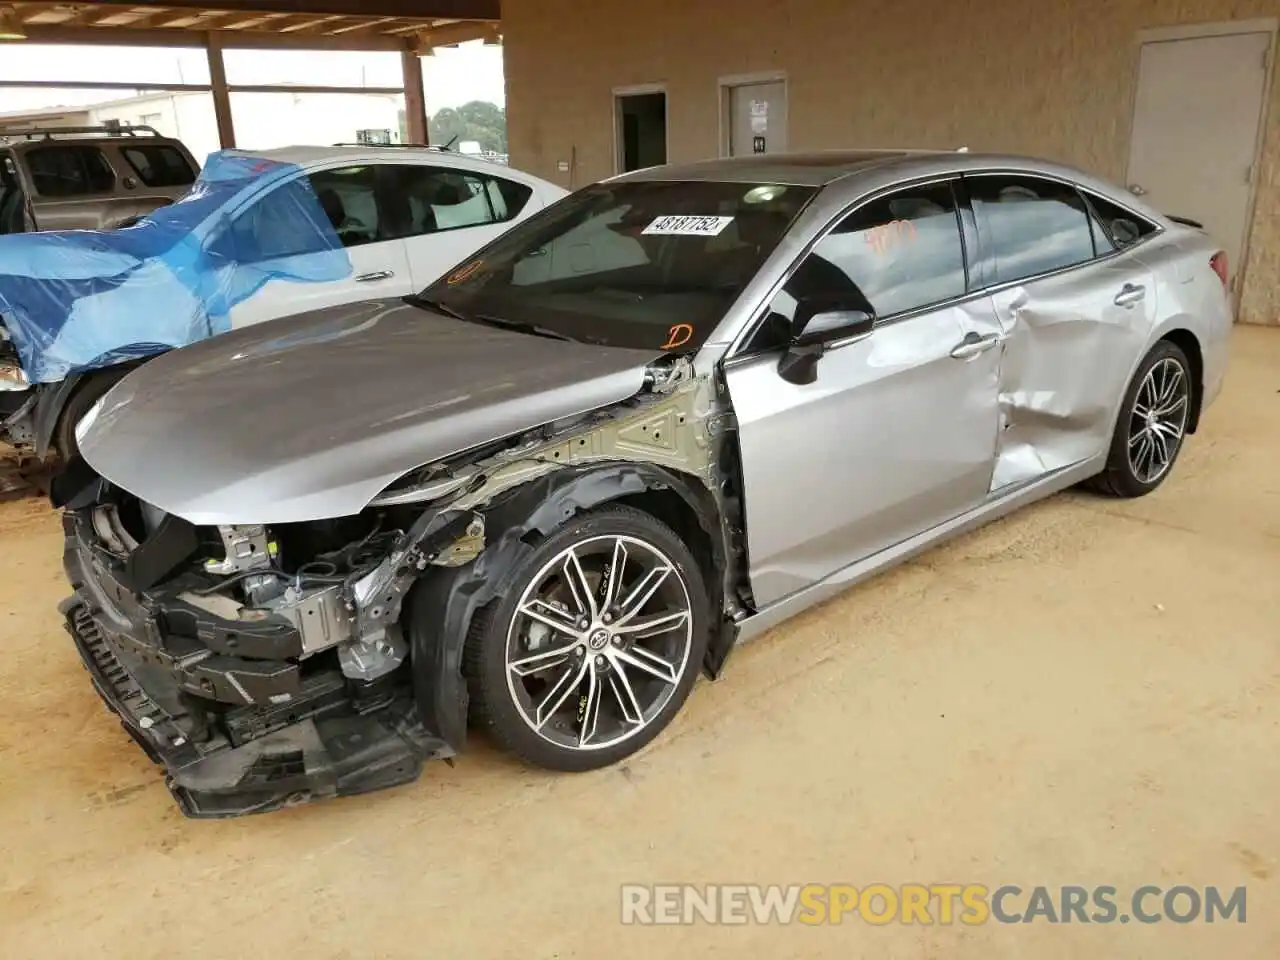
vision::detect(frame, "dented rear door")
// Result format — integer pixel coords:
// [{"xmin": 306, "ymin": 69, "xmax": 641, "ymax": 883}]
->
[{"xmin": 965, "ymin": 173, "xmax": 1152, "ymax": 493}]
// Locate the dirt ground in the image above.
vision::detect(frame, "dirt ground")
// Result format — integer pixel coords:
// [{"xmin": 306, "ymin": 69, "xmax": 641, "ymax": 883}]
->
[{"xmin": 1, "ymin": 327, "xmax": 1277, "ymax": 959}]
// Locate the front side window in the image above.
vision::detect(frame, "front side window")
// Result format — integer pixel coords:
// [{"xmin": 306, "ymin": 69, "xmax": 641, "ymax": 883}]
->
[
  {"xmin": 969, "ymin": 174, "xmax": 1097, "ymax": 284},
  {"xmin": 121, "ymin": 145, "xmax": 197, "ymax": 188},
  {"xmin": 26, "ymin": 146, "xmax": 115, "ymax": 197},
  {"xmin": 305, "ymin": 165, "xmax": 382, "ymax": 248},
  {"xmin": 418, "ymin": 179, "xmax": 816, "ymax": 352},
  {"xmin": 387, "ymin": 165, "xmax": 531, "ymax": 238},
  {"xmin": 780, "ymin": 181, "xmax": 967, "ymax": 325},
  {"xmin": 210, "ymin": 171, "xmax": 354, "ymax": 263}
]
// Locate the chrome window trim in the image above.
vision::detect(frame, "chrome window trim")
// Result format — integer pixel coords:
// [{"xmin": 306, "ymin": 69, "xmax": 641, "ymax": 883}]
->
[
  {"xmin": 725, "ymin": 168, "xmax": 1165, "ymax": 365},
  {"xmin": 725, "ymin": 173, "xmax": 970, "ymax": 361},
  {"xmin": 963, "ymin": 169, "xmax": 1166, "ymax": 294}
]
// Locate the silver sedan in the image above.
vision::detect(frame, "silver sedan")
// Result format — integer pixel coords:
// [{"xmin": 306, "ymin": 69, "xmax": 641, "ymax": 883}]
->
[{"xmin": 63, "ymin": 150, "xmax": 1231, "ymax": 815}]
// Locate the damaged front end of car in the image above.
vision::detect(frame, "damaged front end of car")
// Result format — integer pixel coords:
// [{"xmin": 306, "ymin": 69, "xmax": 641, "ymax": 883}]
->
[{"xmin": 55, "ymin": 358, "xmax": 747, "ymax": 817}]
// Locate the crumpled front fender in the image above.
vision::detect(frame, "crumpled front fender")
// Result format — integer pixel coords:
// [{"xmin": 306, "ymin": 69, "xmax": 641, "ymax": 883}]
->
[{"xmin": 407, "ymin": 462, "xmax": 724, "ymax": 753}]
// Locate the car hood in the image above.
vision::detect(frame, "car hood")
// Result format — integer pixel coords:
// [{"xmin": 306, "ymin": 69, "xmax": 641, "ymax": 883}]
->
[{"xmin": 76, "ymin": 299, "xmax": 657, "ymax": 525}]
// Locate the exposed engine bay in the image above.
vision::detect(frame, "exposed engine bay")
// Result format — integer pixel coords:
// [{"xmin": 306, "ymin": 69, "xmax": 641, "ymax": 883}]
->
[{"xmin": 57, "ymin": 357, "xmax": 746, "ymax": 817}]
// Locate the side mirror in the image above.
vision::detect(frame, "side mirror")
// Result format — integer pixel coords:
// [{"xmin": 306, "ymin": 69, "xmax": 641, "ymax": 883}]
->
[{"xmin": 777, "ymin": 296, "xmax": 876, "ymax": 386}]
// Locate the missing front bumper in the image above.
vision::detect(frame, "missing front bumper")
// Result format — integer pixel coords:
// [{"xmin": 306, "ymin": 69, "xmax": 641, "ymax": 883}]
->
[{"xmin": 64, "ymin": 599, "xmax": 452, "ymax": 818}]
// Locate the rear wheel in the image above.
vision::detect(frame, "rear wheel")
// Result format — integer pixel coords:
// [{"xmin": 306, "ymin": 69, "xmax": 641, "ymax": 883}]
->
[
  {"xmin": 1089, "ymin": 340, "xmax": 1192, "ymax": 498},
  {"xmin": 465, "ymin": 505, "xmax": 709, "ymax": 771}
]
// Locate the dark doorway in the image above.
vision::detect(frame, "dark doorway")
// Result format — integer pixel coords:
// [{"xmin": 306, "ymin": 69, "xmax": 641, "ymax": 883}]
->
[{"xmin": 616, "ymin": 91, "xmax": 667, "ymax": 173}]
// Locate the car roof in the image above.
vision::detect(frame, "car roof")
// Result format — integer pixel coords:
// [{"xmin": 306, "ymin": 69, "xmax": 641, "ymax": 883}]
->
[
  {"xmin": 1, "ymin": 135, "xmax": 186, "ymax": 151},
  {"xmin": 611, "ymin": 150, "xmax": 918, "ymax": 186},
  {"xmin": 609, "ymin": 149, "xmax": 1162, "ymax": 220},
  {"xmin": 239, "ymin": 144, "xmax": 519, "ymax": 175}
]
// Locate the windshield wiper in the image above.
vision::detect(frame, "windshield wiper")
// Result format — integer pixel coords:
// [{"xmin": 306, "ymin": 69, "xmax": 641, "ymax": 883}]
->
[
  {"xmin": 402, "ymin": 293, "xmax": 470, "ymax": 321},
  {"xmin": 466, "ymin": 314, "xmax": 573, "ymax": 341},
  {"xmin": 402, "ymin": 295, "xmax": 569, "ymax": 341}
]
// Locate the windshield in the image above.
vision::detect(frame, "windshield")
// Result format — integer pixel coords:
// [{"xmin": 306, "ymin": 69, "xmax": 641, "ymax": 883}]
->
[{"xmin": 415, "ymin": 179, "xmax": 816, "ymax": 351}]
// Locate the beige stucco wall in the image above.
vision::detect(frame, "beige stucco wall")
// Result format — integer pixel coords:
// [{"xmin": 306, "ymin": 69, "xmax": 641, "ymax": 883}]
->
[{"xmin": 503, "ymin": 0, "xmax": 1280, "ymax": 325}]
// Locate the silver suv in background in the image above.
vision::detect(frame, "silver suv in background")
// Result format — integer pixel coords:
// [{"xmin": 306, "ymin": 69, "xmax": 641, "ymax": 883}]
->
[{"xmin": 0, "ymin": 124, "xmax": 200, "ymax": 234}]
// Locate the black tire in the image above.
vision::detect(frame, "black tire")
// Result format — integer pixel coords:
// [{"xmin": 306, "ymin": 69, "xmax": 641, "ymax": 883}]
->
[
  {"xmin": 1088, "ymin": 339, "xmax": 1192, "ymax": 498},
  {"xmin": 464, "ymin": 504, "xmax": 710, "ymax": 772},
  {"xmin": 53, "ymin": 370, "xmax": 125, "ymax": 461}
]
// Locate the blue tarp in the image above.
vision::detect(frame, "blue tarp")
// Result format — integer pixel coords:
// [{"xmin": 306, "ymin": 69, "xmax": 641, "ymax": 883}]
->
[{"xmin": 0, "ymin": 151, "xmax": 352, "ymax": 384}]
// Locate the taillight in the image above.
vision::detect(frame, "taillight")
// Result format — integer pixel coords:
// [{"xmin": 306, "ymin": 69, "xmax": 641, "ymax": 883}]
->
[{"xmin": 1210, "ymin": 251, "xmax": 1229, "ymax": 288}]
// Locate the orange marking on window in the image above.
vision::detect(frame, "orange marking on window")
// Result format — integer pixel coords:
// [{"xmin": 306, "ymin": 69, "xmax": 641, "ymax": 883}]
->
[
  {"xmin": 662, "ymin": 324, "xmax": 695, "ymax": 350},
  {"xmin": 447, "ymin": 260, "xmax": 483, "ymax": 284},
  {"xmin": 866, "ymin": 219, "xmax": 917, "ymax": 256}
]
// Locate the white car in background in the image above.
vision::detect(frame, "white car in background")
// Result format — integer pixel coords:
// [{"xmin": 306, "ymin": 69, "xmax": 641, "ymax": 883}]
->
[
  {"xmin": 0, "ymin": 144, "xmax": 567, "ymax": 459},
  {"xmin": 219, "ymin": 144, "xmax": 567, "ymax": 326}
]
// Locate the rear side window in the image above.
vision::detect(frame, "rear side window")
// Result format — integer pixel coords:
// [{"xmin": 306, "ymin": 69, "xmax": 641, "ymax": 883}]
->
[
  {"xmin": 26, "ymin": 146, "xmax": 115, "ymax": 197},
  {"xmin": 784, "ymin": 181, "xmax": 967, "ymax": 319},
  {"xmin": 384, "ymin": 165, "xmax": 533, "ymax": 238},
  {"xmin": 490, "ymin": 176, "xmax": 534, "ymax": 219},
  {"xmin": 969, "ymin": 174, "xmax": 1096, "ymax": 284},
  {"xmin": 1083, "ymin": 190, "xmax": 1159, "ymax": 251},
  {"xmin": 121, "ymin": 145, "xmax": 197, "ymax": 188}
]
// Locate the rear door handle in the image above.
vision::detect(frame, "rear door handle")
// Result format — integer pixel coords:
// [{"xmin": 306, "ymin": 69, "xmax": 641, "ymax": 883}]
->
[
  {"xmin": 355, "ymin": 270, "xmax": 395, "ymax": 282},
  {"xmin": 1114, "ymin": 283, "xmax": 1146, "ymax": 307},
  {"xmin": 950, "ymin": 332, "xmax": 1003, "ymax": 360}
]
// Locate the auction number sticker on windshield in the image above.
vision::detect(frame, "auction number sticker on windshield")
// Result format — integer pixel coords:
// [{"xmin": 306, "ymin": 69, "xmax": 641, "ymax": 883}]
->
[{"xmin": 642, "ymin": 215, "xmax": 735, "ymax": 237}]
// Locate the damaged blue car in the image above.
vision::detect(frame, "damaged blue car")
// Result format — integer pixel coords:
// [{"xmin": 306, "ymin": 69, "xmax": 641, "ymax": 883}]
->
[
  {"xmin": 0, "ymin": 143, "xmax": 564, "ymax": 459},
  {"xmin": 0, "ymin": 150, "xmax": 352, "ymax": 459}
]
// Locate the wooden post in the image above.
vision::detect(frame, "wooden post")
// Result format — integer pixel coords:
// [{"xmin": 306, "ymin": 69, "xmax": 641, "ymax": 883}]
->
[
  {"xmin": 401, "ymin": 43, "xmax": 428, "ymax": 145},
  {"xmin": 206, "ymin": 32, "xmax": 236, "ymax": 149}
]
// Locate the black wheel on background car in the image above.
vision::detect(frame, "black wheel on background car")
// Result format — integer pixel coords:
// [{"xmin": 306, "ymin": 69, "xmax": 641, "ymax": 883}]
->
[
  {"xmin": 465, "ymin": 505, "xmax": 710, "ymax": 772},
  {"xmin": 1089, "ymin": 339, "xmax": 1193, "ymax": 498},
  {"xmin": 54, "ymin": 371, "xmax": 124, "ymax": 461}
]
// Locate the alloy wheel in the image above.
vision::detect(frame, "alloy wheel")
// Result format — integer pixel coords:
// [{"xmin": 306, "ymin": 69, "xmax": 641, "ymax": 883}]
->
[
  {"xmin": 504, "ymin": 535, "xmax": 694, "ymax": 752},
  {"xmin": 1127, "ymin": 357, "xmax": 1190, "ymax": 484}
]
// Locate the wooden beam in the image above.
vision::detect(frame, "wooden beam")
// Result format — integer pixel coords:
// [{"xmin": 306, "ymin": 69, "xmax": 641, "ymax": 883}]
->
[
  {"xmin": 78, "ymin": 0, "xmax": 499, "ymax": 18},
  {"xmin": 401, "ymin": 46, "xmax": 427, "ymax": 144},
  {"xmin": 329, "ymin": 16, "xmax": 400, "ymax": 36},
  {"xmin": 52, "ymin": 3, "xmax": 123, "ymax": 27},
  {"xmin": 277, "ymin": 14, "xmax": 343, "ymax": 33},
  {"xmin": 55, "ymin": 5, "xmax": 118, "ymax": 28},
  {"xmin": 416, "ymin": 19, "xmax": 499, "ymax": 50},
  {"xmin": 215, "ymin": 13, "xmax": 293, "ymax": 31},
  {"xmin": 206, "ymin": 31, "xmax": 236, "ymax": 148},
  {"xmin": 225, "ymin": 83, "xmax": 404, "ymax": 94},
  {"xmin": 0, "ymin": 79, "xmax": 212, "ymax": 91},
  {"xmin": 6, "ymin": 24, "xmax": 407, "ymax": 50}
]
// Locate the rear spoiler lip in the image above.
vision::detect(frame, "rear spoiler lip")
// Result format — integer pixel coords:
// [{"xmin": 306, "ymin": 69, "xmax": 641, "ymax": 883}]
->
[{"xmin": 1167, "ymin": 214, "xmax": 1205, "ymax": 229}]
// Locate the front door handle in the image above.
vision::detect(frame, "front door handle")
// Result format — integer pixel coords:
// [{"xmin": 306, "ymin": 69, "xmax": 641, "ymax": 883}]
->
[
  {"xmin": 355, "ymin": 269, "xmax": 395, "ymax": 282},
  {"xmin": 949, "ymin": 331, "xmax": 1003, "ymax": 360},
  {"xmin": 1113, "ymin": 283, "xmax": 1146, "ymax": 308}
]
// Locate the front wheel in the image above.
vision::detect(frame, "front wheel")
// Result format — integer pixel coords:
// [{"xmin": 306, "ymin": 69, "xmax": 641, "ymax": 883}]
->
[
  {"xmin": 1089, "ymin": 340, "xmax": 1193, "ymax": 498},
  {"xmin": 465, "ymin": 505, "xmax": 710, "ymax": 772},
  {"xmin": 53, "ymin": 370, "xmax": 126, "ymax": 461}
]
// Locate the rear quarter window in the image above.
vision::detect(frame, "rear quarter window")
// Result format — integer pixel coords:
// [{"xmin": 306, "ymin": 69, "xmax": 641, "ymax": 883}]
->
[
  {"xmin": 1082, "ymin": 190, "xmax": 1159, "ymax": 252},
  {"xmin": 26, "ymin": 145, "xmax": 116, "ymax": 197},
  {"xmin": 121, "ymin": 145, "xmax": 197, "ymax": 188}
]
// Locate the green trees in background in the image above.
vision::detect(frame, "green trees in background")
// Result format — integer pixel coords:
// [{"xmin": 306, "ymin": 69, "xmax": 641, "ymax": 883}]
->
[{"xmin": 398, "ymin": 101, "xmax": 505, "ymax": 151}]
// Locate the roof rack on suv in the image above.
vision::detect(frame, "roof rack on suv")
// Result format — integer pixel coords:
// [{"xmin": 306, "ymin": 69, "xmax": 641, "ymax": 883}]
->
[{"xmin": 0, "ymin": 123, "xmax": 163, "ymax": 142}]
